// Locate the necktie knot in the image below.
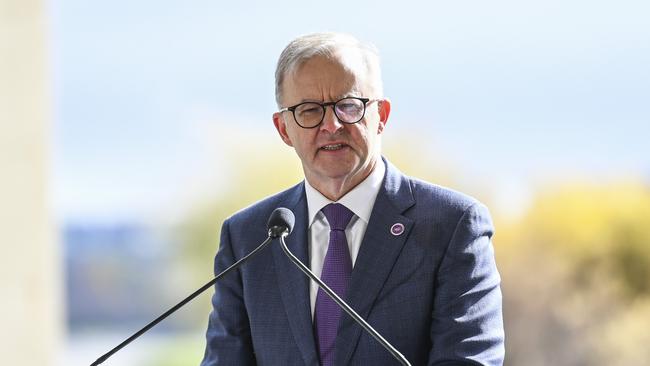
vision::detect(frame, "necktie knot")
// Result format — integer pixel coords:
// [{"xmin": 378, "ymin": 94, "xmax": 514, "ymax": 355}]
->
[{"xmin": 321, "ymin": 203, "xmax": 354, "ymax": 231}]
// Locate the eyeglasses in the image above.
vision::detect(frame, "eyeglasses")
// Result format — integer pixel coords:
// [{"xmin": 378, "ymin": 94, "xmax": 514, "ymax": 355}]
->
[{"xmin": 278, "ymin": 97, "xmax": 378, "ymax": 129}]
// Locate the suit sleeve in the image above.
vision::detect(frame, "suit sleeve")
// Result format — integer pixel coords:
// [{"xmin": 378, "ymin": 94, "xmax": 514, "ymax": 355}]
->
[
  {"xmin": 200, "ymin": 219, "xmax": 256, "ymax": 366},
  {"xmin": 428, "ymin": 203, "xmax": 505, "ymax": 366}
]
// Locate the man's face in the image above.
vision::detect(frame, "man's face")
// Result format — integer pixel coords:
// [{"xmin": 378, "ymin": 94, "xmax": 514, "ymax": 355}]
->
[{"xmin": 272, "ymin": 52, "xmax": 390, "ymax": 195}]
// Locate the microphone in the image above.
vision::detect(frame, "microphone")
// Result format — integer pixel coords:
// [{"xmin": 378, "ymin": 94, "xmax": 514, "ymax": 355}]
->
[
  {"xmin": 267, "ymin": 207, "xmax": 295, "ymax": 238},
  {"xmin": 90, "ymin": 208, "xmax": 291, "ymax": 365},
  {"xmin": 277, "ymin": 208, "xmax": 411, "ymax": 366}
]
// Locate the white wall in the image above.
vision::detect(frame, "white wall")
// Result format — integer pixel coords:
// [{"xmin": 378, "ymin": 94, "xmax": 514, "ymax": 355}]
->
[{"xmin": 0, "ymin": 1, "xmax": 63, "ymax": 365}]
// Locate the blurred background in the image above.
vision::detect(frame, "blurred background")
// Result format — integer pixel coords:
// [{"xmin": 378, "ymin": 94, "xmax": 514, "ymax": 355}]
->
[{"xmin": 2, "ymin": 0, "xmax": 649, "ymax": 365}]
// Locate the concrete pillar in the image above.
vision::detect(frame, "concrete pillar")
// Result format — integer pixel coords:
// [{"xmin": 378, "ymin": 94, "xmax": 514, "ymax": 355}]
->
[{"xmin": 0, "ymin": 1, "xmax": 63, "ymax": 365}]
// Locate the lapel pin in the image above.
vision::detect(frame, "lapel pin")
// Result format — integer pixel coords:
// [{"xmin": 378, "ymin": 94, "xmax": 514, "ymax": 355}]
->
[{"xmin": 390, "ymin": 223, "xmax": 405, "ymax": 236}]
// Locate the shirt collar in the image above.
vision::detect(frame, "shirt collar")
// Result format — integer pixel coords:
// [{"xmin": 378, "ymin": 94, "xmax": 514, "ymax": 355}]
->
[{"xmin": 305, "ymin": 159, "xmax": 386, "ymax": 227}]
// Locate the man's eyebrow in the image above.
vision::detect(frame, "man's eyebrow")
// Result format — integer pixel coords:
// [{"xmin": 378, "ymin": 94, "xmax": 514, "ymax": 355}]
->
[{"xmin": 297, "ymin": 98, "xmax": 324, "ymax": 103}]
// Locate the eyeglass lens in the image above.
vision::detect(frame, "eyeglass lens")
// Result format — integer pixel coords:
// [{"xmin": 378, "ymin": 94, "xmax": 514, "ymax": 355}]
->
[{"xmin": 294, "ymin": 98, "xmax": 365, "ymax": 127}]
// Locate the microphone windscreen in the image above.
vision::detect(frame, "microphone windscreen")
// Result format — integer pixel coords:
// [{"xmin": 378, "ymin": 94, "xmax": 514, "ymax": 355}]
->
[{"xmin": 267, "ymin": 207, "xmax": 295, "ymax": 235}]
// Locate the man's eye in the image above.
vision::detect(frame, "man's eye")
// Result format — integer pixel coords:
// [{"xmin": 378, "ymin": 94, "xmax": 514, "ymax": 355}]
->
[
  {"xmin": 339, "ymin": 103, "xmax": 357, "ymax": 111},
  {"xmin": 297, "ymin": 105, "xmax": 321, "ymax": 115}
]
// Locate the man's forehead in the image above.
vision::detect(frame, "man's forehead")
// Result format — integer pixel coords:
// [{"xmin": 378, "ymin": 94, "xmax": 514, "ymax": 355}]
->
[{"xmin": 287, "ymin": 55, "xmax": 368, "ymax": 93}]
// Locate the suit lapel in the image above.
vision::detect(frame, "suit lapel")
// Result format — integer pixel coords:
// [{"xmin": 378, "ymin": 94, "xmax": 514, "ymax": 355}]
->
[
  {"xmin": 336, "ymin": 159, "xmax": 415, "ymax": 365},
  {"xmin": 271, "ymin": 182, "xmax": 319, "ymax": 365}
]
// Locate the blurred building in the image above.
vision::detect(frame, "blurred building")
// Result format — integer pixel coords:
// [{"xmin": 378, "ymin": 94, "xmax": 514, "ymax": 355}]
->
[{"xmin": 64, "ymin": 222, "xmax": 185, "ymax": 332}]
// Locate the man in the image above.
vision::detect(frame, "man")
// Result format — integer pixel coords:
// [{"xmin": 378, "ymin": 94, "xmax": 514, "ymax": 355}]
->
[{"xmin": 201, "ymin": 33, "xmax": 504, "ymax": 366}]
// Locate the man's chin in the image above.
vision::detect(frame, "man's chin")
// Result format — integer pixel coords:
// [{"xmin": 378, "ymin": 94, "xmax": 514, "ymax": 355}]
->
[{"xmin": 312, "ymin": 163, "xmax": 366, "ymax": 183}]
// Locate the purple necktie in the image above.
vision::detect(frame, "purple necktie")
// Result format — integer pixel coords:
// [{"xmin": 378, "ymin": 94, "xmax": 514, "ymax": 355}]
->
[{"xmin": 314, "ymin": 203, "xmax": 354, "ymax": 366}]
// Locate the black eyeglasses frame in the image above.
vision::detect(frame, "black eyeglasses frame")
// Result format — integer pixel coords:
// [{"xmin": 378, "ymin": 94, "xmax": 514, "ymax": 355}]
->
[{"xmin": 278, "ymin": 97, "xmax": 378, "ymax": 129}]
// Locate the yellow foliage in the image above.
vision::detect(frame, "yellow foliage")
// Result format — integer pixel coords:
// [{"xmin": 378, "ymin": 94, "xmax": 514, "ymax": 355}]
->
[
  {"xmin": 499, "ymin": 180, "xmax": 650, "ymax": 365},
  {"xmin": 523, "ymin": 181, "xmax": 650, "ymax": 257},
  {"xmin": 502, "ymin": 181, "xmax": 650, "ymax": 296}
]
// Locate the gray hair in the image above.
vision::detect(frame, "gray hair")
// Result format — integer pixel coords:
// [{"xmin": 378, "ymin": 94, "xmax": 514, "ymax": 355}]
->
[{"xmin": 274, "ymin": 32, "xmax": 383, "ymax": 107}]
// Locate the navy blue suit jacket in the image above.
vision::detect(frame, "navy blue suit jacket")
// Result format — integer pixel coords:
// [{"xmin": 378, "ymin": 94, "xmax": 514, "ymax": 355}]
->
[{"xmin": 201, "ymin": 159, "xmax": 504, "ymax": 365}]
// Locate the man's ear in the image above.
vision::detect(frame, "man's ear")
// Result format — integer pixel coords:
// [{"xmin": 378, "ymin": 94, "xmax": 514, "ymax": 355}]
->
[
  {"xmin": 377, "ymin": 98, "xmax": 391, "ymax": 134},
  {"xmin": 273, "ymin": 112, "xmax": 294, "ymax": 147}
]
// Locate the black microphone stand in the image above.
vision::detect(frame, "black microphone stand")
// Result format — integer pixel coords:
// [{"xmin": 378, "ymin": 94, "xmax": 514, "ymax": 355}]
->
[
  {"xmin": 278, "ymin": 236, "xmax": 412, "ymax": 366},
  {"xmin": 90, "ymin": 233, "xmax": 278, "ymax": 366}
]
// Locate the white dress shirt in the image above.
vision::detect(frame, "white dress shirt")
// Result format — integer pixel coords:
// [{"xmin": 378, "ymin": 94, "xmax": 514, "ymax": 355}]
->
[{"xmin": 304, "ymin": 160, "xmax": 386, "ymax": 319}]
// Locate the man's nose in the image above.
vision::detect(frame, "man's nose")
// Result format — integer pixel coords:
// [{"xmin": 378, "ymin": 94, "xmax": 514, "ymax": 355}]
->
[{"xmin": 319, "ymin": 106, "xmax": 344, "ymax": 134}]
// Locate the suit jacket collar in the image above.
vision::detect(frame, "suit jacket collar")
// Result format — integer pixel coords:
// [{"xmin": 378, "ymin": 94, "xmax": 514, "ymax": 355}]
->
[{"xmin": 271, "ymin": 158, "xmax": 415, "ymax": 366}]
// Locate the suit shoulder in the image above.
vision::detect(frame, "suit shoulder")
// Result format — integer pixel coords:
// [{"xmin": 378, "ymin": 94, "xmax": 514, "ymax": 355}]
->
[
  {"xmin": 404, "ymin": 176, "xmax": 495, "ymax": 243},
  {"xmin": 407, "ymin": 176, "xmax": 486, "ymax": 216}
]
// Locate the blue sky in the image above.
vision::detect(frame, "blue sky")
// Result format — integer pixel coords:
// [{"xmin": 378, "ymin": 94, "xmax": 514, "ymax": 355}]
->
[{"xmin": 49, "ymin": 0, "xmax": 650, "ymax": 222}]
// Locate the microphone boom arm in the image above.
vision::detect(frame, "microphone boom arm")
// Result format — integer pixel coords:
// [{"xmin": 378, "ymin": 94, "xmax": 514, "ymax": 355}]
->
[
  {"xmin": 90, "ymin": 234, "xmax": 275, "ymax": 366},
  {"xmin": 278, "ymin": 235, "xmax": 411, "ymax": 366}
]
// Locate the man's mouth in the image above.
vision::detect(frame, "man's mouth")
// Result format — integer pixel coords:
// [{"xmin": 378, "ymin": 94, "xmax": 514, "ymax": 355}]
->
[{"xmin": 320, "ymin": 143, "xmax": 346, "ymax": 151}]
